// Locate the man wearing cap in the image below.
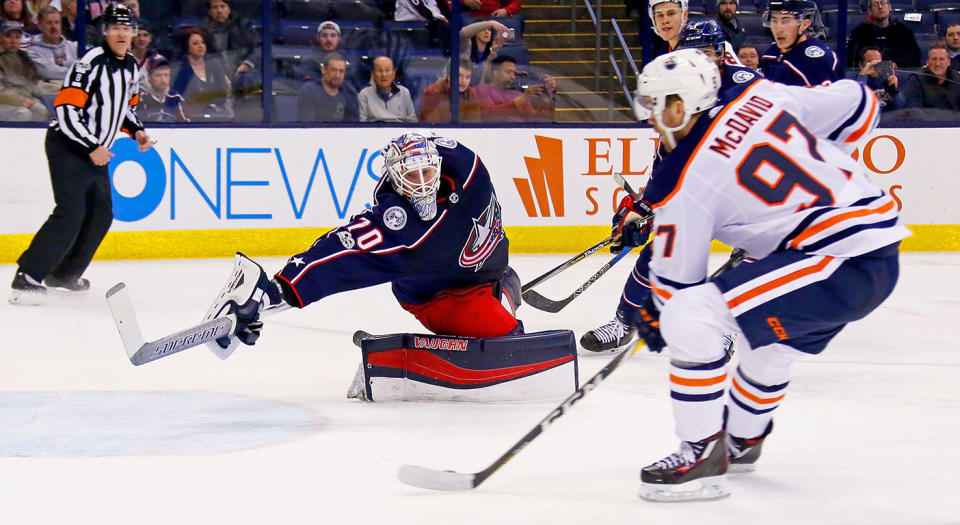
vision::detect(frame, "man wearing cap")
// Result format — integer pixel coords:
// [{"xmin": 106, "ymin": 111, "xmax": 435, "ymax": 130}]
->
[
  {"xmin": 0, "ymin": 20, "xmax": 49, "ymax": 121},
  {"xmin": 716, "ymin": 0, "xmax": 746, "ymax": 51},
  {"xmin": 298, "ymin": 20, "xmax": 362, "ymax": 90},
  {"xmin": 25, "ymin": 6, "xmax": 78, "ymax": 92}
]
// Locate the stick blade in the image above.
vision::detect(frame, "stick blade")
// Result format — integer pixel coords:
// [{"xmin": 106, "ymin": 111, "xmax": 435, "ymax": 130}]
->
[
  {"xmin": 521, "ymin": 289, "xmax": 568, "ymax": 313},
  {"xmin": 105, "ymin": 283, "xmax": 146, "ymax": 359},
  {"xmin": 397, "ymin": 464, "xmax": 478, "ymax": 491}
]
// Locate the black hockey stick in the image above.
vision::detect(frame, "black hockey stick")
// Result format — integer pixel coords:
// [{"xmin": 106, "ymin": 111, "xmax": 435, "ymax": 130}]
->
[
  {"xmin": 520, "ymin": 235, "xmax": 617, "ymax": 295},
  {"xmin": 522, "ymin": 243, "xmax": 636, "ymax": 313},
  {"xmin": 397, "ymin": 340, "xmax": 647, "ymax": 490}
]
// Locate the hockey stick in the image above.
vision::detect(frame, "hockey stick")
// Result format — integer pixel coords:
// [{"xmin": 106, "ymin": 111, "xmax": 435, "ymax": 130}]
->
[
  {"xmin": 522, "ymin": 244, "xmax": 635, "ymax": 313},
  {"xmin": 519, "ymin": 235, "xmax": 617, "ymax": 295},
  {"xmin": 105, "ymin": 283, "xmax": 287, "ymax": 366},
  {"xmin": 398, "ymin": 340, "xmax": 647, "ymax": 491}
]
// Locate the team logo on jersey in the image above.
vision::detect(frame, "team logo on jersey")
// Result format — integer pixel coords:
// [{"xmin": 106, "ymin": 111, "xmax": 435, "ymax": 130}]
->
[
  {"xmin": 459, "ymin": 194, "xmax": 504, "ymax": 271},
  {"xmin": 383, "ymin": 206, "xmax": 407, "ymax": 230},
  {"xmin": 805, "ymin": 46, "xmax": 826, "ymax": 58},
  {"xmin": 732, "ymin": 70, "xmax": 755, "ymax": 83},
  {"xmin": 337, "ymin": 231, "xmax": 356, "ymax": 249},
  {"xmin": 434, "ymin": 137, "xmax": 457, "ymax": 149}
]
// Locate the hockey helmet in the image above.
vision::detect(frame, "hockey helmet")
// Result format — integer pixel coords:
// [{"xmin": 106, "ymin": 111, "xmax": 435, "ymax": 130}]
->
[
  {"xmin": 648, "ymin": 0, "xmax": 689, "ymax": 40},
  {"xmin": 382, "ymin": 133, "xmax": 443, "ymax": 218},
  {"xmin": 101, "ymin": 4, "xmax": 138, "ymax": 31},
  {"xmin": 762, "ymin": 0, "xmax": 818, "ymax": 27},
  {"xmin": 635, "ymin": 49, "xmax": 720, "ymax": 148},
  {"xmin": 677, "ymin": 20, "xmax": 726, "ymax": 62}
]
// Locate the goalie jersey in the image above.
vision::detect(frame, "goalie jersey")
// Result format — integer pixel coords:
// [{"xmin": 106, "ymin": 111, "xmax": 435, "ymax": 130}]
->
[
  {"xmin": 275, "ymin": 137, "xmax": 509, "ymax": 308},
  {"xmin": 643, "ymin": 79, "xmax": 910, "ymax": 302}
]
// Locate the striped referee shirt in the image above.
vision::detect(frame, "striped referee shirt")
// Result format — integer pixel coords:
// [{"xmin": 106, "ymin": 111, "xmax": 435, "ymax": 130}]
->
[{"xmin": 50, "ymin": 43, "xmax": 144, "ymax": 153}]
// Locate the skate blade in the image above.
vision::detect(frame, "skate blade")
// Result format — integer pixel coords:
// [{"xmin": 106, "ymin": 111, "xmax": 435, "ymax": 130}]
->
[
  {"xmin": 8, "ymin": 289, "xmax": 44, "ymax": 306},
  {"xmin": 727, "ymin": 463, "xmax": 757, "ymax": 474},
  {"xmin": 46, "ymin": 286, "xmax": 90, "ymax": 295},
  {"xmin": 639, "ymin": 475, "xmax": 731, "ymax": 502}
]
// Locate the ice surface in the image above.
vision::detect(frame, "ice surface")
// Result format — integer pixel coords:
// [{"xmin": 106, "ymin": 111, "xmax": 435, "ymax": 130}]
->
[{"xmin": 1, "ymin": 253, "xmax": 958, "ymax": 524}]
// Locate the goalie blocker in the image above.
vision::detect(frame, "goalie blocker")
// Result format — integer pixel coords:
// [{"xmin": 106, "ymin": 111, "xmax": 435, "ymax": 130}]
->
[{"xmin": 348, "ymin": 330, "xmax": 578, "ymax": 402}]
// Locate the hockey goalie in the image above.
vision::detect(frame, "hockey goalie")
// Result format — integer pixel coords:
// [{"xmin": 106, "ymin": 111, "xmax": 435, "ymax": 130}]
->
[{"xmin": 203, "ymin": 133, "xmax": 578, "ymax": 402}]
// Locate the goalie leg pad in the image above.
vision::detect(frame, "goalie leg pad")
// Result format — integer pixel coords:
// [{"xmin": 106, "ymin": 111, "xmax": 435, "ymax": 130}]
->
[{"xmin": 349, "ymin": 330, "xmax": 578, "ymax": 402}]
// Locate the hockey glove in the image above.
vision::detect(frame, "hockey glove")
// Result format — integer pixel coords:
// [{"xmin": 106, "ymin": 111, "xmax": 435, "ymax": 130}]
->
[
  {"xmin": 611, "ymin": 195, "xmax": 653, "ymax": 254},
  {"xmin": 634, "ymin": 294, "xmax": 666, "ymax": 353}
]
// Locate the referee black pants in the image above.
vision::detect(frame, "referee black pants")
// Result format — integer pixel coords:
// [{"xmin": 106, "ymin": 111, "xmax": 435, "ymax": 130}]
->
[{"xmin": 17, "ymin": 129, "xmax": 113, "ymax": 281}]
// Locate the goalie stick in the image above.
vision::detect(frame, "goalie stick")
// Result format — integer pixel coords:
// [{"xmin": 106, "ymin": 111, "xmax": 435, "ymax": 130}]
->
[
  {"xmin": 105, "ymin": 283, "xmax": 286, "ymax": 366},
  {"xmin": 519, "ymin": 235, "xmax": 617, "ymax": 296},
  {"xmin": 398, "ymin": 339, "xmax": 647, "ymax": 491}
]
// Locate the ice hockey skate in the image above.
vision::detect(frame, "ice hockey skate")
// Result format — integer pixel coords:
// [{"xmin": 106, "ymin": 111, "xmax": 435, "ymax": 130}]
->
[
  {"xmin": 727, "ymin": 422, "xmax": 773, "ymax": 473},
  {"xmin": 639, "ymin": 430, "xmax": 730, "ymax": 502},
  {"xmin": 44, "ymin": 275, "xmax": 91, "ymax": 293},
  {"xmin": 9, "ymin": 272, "xmax": 47, "ymax": 306},
  {"xmin": 579, "ymin": 317, "xmax": 636, "ymax": 354}
]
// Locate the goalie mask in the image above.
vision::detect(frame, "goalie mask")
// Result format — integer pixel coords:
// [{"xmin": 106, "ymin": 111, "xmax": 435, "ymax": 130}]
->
[
  {"xmin": 382, "ymin": 133, "xmax": 443, "ymax": 221},
  {"xmin": 635, "ymin": 49, "xmax": 720, "ymax": 149}
]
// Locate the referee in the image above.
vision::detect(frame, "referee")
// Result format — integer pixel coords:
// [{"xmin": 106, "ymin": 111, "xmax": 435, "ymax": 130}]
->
[{"xmin": 10, "ymin": 4, "xmax": 151, "ymax": 306}]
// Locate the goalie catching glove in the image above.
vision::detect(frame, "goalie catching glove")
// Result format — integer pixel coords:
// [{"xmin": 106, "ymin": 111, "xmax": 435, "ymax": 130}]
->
[
  {"xmin": 611, "ymin": 194, "xmax": 653, "ymax": 254},
  {"xmin": 203, "ymin": 253, "xmax": 287, "ymax": 354}
]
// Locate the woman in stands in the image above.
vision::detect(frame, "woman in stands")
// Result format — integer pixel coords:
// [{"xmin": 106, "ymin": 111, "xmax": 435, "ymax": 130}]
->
[
  {"xmin": 172, "ymin": 28, "xmax": 233, "ymax": 121},
  {"xmin": 461, "ymin": 19, "xmax": 509, "ymax": 86},
  {"xmin": 1, "ymin": 0, "xmax": 38, "ymax": 34}
]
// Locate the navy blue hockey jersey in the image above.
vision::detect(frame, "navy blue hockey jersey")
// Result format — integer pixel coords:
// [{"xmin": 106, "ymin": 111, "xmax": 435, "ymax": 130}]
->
[
  {"xmin": 760, "ymin": 37, "xmax": 840, "ymax": 87},
  {"xmin": 276, "ymin": 137, "xmax": 509, "ymax": 307}
]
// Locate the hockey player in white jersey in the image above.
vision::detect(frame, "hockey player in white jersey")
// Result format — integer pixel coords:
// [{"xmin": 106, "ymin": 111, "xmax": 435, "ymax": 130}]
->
[{"xmin": 622, "ymin": 49, "xmax": 908, "ymax": 501}]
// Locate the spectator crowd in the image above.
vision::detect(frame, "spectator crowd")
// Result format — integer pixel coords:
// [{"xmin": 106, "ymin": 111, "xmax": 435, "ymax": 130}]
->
[{"xmin": 1, "ymin": 0, "xmax": 959, "ymax": 123}]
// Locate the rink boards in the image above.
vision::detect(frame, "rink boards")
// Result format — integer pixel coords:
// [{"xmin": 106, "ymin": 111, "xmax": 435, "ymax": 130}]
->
[{"xmin": 0, "ymin": 126, "xmax": 957, "ymax": 262}]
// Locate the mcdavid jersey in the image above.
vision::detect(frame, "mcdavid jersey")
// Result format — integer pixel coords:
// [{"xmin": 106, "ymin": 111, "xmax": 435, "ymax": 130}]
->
[
  {"xmin": 275, "ymin": 137, "xmax": 509, "ymax": 307},
  {"xmin": 760, "ymin": 37, "xmax": 840, "ymax": 87},
  {"xmin": 642, "ymin": 79, "xmax": 910, "ymax": 302}
]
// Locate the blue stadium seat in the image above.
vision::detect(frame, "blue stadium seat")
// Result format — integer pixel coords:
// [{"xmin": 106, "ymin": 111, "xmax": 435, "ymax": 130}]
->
[
  {"xmin": 278, "ymin": 20, "xmax": 319, "ymax": 45},
  {"xmin": 739, "ymin": 13, "xmax": 767, "ymax": 37},
  {"xmin": 332, "ymin": 0, "xmax": 384, "ymax": 22},
  {"xmin": 926, "ymin": 1, "xmax": 960, "ymax": 11},
  {"xmin": 282, "ymin": 0, "xmax": 333, "ymax": 19},
  {"xmin": 817, "ymin": 0, "xmax": 860, "ymax": 13},
  {"xmin": 383, "ymin": 21, "xmax": 432, "ymax": 48},
  {"xmin": 738, "ymin": 1, "xmax": 760, "ymax": 15},
  {"xmin": 337, "ymin": 20, "xmax": 380, "ymax": 48},
  {"xmin": 888, "ymin": 0, "xmax": 915, "ymax": 12},
  {"xmin": 902, "ymin": 12, "xmax": 936, "ymax": 36},
  {"xmin": 938, "ymin": 11, "xmax": 960, "ymax": 33},
  {"xmin": 499, "ymin": 43, "xmax": 530, "ymax": 65},
  {"xmin": 688, "ymin": 0, "xmax": 707, "ymax": 15},
  {"xmin": 916, "ymin": 33, "xmax": 940, "ymax": 61}
]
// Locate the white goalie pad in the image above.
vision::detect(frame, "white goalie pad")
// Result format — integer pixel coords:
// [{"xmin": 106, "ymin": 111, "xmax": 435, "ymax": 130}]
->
[{"xmin": 347, "ymin": 330, "xmax": 579, "ymax": 403}]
